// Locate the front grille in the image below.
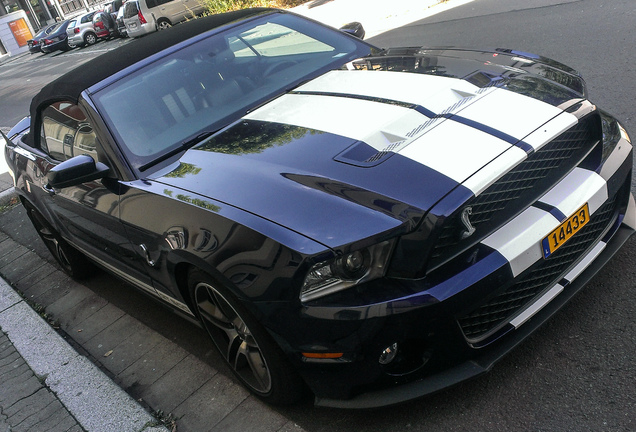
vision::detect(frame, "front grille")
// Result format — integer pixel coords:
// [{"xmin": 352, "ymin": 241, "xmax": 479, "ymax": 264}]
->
[
  {"xmin": 458, "ymin": 196, "xmax": 618, "ymax": 341},
  {"xmin": 430, "ymin": 114, "xmax": 601, "ymax": 266}
]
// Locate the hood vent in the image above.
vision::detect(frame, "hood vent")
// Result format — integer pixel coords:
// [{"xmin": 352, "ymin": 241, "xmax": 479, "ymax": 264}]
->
[{"xmin": 335, "ymin": 130, "xmax": 409, "ymax": 167}]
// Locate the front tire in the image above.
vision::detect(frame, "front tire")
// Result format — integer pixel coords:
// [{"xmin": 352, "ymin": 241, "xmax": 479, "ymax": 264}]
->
[
  {"xmin": 189, "ymin": 268, "xmax": 303, "ymax": 404},
  {"xmin": 25, "ymin": 205, "xmax": 93, "ymax": 279}
]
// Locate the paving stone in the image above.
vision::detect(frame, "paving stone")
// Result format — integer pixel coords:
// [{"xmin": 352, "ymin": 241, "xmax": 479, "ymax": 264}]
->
[
  {"xmin": 69, "ymin": 302, "xmax": 126, "ymax": 345},
  {"xmin": 46, "ymin": 284, "xmax": 100, "ymax": 324},
  {"xmin": 140, "ymin": 353, "xmax": 217, "ymax": 413},
  {"xmin": 0, "ymin": 238, "xmax": 23, "ymax": 262},
  {"xmin": 0, "ymin": 251, "xmax": 44, "ymax": 285},
  {"xmin": 100, "ymin": 320, "xmax": 165, "ymax": 376},
  {"xmin": 4, "ymin": 388, "xmax": 54, "ymax": 425},
  {"xmin": 83, "ymin": 313, "xmax": 145, "ymax": 360},
  {"xmin": 0, "ymin": 413, "xmax": 9, "ymax": 432},
  {"xmin": 11, "ymin": 261, "xmax": 57, "ymax": 298},
  {"xmin": 0, "ymin": 370, "xmax": 41, "ymax": 408},
  {"xmin": 209, "ymin": 396, "xmax": 289, "ymax": 432},
  {"xmin": 14, "ymin": 397, "xmax": 75, "ymax": 432},
  {"xmin": 29, "ymin": 272, "xmax": 75, "ymax": 308},
  {"xmin": 0, "ymin": 243, "xmax": 29, "ymax": 267},
  {"xmin": 0, "ymin": 355, "xmax": 26, "ymax": 376},
  {"xmin": 173, "ymin": 373, "xmax": 250, "ymax": 432},
  {"xmin": 0, "ymin": 348, "xmax": 19, "ymax": 365},
  {"xmin": 119, "ymin": 337, "xmax": 190, "ymax": 391},
  {"xmin": 56, "ymin": 291, "xmax": 110, "ymax": 334},
  {"xmin": 1, "ymin": 366, "xmax": 33, "ymax": 393}
]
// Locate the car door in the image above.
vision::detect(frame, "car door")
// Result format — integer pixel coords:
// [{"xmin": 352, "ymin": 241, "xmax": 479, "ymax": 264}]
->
[
  {"xmin": 150, "ymin": 0, "xmax": 185, "ymax": 24},
  {"xmin": 31, "ymin": 100, "xmax": 156, "ymax": 294}
]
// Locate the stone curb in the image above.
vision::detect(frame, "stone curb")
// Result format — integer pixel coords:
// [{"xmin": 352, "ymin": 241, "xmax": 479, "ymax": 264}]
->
[
  {"xmin": 0, "ymin": 277, "xmax": 169, "ymax": 432},
  {"xmin": 0, "ymin": 187, "xmax": 16, "ymax": 208}
]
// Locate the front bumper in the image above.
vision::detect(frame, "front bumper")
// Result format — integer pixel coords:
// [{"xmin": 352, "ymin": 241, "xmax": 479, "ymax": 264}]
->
[
  {"xmin": 284, "ymin": 130, "xmax": 635, "ymax": 407},
  {"xmin": 314, "ymin": 217, "xmax": 634, "ymax": 408}
]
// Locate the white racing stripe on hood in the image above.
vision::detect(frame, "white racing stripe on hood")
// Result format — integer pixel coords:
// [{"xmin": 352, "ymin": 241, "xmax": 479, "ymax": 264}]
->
[
  {"xmin": 246, "ymin": 70, "xmax": 576, "ymax": 194},
  {"xmin": 462, "ymin": 145, "xmax": 528, "ymax": 195},
  {"xmin": 524, "ymin": 111, "xmax": 579, "ymax": 151},
  {"xmin": 245, "ymin": 93, "xmax": 426, "ymax": 151},
  {"xmin": 399, "ymin": 121, "xmax": 512, "ymax": 185},
  {"xmin": 461, "ymin": 113, "xmax": 580, "ymax": 195},
  {"xmin": 296, "ymin": 70, "xmax": 483, "ymax": 113},
  {"xmin": 457, "ymin": 89, "xmax": 571, "ymax": 143}
]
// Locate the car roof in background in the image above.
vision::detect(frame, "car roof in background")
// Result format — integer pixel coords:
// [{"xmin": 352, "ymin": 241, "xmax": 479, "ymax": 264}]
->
[{"xmin": 27, "ymin": 8, "xmax": 274, "ymax": 146}]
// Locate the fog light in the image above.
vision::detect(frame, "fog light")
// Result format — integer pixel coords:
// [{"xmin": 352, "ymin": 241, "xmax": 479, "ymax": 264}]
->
[{"xmin": 379, "ymin": 342, "xmax": 399, "ymax": 365}]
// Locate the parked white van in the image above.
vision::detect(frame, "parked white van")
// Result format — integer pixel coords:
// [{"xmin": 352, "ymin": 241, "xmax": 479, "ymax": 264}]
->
[{"xmin": 123, "ymin": 0, "xmax": 205, "ymax": 37}]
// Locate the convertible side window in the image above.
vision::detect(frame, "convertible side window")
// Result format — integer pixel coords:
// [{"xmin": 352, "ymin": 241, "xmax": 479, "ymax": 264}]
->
[{"xmin": 39, "ymin": 101, "xmax": 99, "ymax": 163}]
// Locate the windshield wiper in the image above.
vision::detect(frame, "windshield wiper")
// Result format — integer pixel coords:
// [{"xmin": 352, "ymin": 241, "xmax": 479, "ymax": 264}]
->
[{"xmin": 138, "ymin": 130, "xmax": 218, "ymax": 173}]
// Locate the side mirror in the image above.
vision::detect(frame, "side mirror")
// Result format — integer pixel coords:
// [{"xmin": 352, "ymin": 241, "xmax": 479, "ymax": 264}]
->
[
  {"xmin": 339, "ymin": 22, "xmax": 365, "ymax": 40},
  {"xmin": 47, "ymin": 154, "xmax": 110, "ymax": 189}
]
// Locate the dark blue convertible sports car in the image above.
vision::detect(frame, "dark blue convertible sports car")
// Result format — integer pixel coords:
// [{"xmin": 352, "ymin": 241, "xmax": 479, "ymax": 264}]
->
[{"xmin": 3, "ymin": 8, "xmax": 635, "ymax": 407}]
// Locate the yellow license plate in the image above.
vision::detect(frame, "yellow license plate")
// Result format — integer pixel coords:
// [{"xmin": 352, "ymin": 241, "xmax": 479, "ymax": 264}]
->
[{"xmin": 542, "ymin": 203, "xmax": 590, "ymax": 258}]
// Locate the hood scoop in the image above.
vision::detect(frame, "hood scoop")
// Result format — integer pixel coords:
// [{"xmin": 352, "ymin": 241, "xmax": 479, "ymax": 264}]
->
[{"xmin": 335, "ymin": 130, "xmax": 409, "ymax": 167}]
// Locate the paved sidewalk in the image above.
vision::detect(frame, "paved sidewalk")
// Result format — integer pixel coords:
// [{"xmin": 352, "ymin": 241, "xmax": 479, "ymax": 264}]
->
[
  {"xmin": 0, "ymin": 330, "xmax": 83, "ymax": 432},
  {"xmin": 0, "ymin": 272, "xmax": 169, "ymax": 432}
]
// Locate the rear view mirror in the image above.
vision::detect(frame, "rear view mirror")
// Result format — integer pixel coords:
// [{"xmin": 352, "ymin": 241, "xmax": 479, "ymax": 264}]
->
[
  {"xmin": 47, "ymin": 154, "xmax": 110, "ymax": 189},
  {"xmin": 339, "ymin": 22, "xmax": 365, "ymax": 40}
]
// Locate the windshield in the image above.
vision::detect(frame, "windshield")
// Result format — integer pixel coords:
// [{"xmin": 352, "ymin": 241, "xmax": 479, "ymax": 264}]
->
[{"xmin": 93, "ymin": 12, "xmax": 372, "ymax": 171}]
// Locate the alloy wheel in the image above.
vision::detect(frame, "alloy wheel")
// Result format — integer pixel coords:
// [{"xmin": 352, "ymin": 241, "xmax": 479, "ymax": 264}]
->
[
  {"xmin": 195, "ymin": 282, "xmax": 272, "ymax": 393},
  {"xmin": 85, "ymin": 33, "xmax": 97, "ymax": 45},
  {"xmin": 37, "ymin": 224, "xmax": 73, "ymax": 272},
  {"xmin": 157, "ymin": 20, "xmax": 172, "ymax": 30}
]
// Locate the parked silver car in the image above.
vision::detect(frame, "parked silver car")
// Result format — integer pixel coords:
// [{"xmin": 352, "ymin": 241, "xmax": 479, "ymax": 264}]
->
[
  {"xmin": 66, "ymin": 11, "xmax": 98, "ymax": 47},
  {"xmin": 123, "ymin": 0, "xmax": 204, "ymax": 38}
]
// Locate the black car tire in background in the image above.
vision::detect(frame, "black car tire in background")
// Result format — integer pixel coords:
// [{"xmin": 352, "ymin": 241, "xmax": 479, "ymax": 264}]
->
[
  {"xmin": 23, "ymin": 201, "xmax": 93, "ymax": 279},
  {"xmin": 188, "ymin": 268, "xmax": 305, "ymax": 405}
]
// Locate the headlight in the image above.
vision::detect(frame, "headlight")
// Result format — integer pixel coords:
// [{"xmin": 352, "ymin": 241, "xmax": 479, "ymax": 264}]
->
[
  {"xmin": 301, "ymin": 240, "xmax": 394, "ymax": 302},
  {"xmin": 600, "ymin": 111, "xmax": 630, "ymax": 163}
]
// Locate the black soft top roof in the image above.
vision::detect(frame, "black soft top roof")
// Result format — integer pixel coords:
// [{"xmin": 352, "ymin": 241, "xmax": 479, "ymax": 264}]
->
[{"xmin": 28, "ymin": 8, "xmax": 274, "ymax": 144}]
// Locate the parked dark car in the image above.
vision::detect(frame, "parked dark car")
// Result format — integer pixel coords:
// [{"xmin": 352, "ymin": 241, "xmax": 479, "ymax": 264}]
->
[
  {"xmin": 3, "ymin": 8, "xmax": 635, "ymax": 408},
  {"xmin": 41, "ymin": 20, "xmax": 73, "ymax": 53},
  {"xmin": 27, "ymin": 24, "xmax": 57, "ymax": 53},
  {"xmin": 92, "ymin": 11, "xmax": 117, "ymax": 39}
]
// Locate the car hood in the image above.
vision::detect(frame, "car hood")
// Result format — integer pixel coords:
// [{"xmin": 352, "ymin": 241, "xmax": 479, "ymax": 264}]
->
[{"xmin": 154, "ymin": 48, "xmax": 584, "ymax": 249}]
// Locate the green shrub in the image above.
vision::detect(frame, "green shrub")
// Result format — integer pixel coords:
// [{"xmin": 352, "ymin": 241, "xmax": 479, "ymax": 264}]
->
[{"xmin": 202, "ymin": 0, "xmax": 305, "ymax": 14}]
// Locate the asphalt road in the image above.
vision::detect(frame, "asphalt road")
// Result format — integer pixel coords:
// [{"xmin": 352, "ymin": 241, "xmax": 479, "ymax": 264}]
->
[{"xmin": 1, "ymin": 1, "xmax": 635, "ymax": 430}]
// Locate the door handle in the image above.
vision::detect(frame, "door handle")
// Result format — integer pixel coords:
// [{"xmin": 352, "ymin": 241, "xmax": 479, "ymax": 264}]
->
[{"xmin": 139, "ymin": 244, "xmax": 156, "ymax": 267}]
